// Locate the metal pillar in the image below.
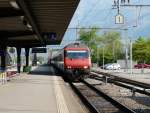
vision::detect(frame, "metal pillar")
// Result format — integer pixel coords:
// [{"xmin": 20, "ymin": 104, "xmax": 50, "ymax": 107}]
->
[
  {"xmin": 25, "ymin": 48, "xmax": 30, "ymax": 66},
  {"xmin": 16, "ymin": 47, "xmax": 21, "ymax": 73},
  {"xmin": 32, "ymin": 53, "xmax": 37, "ymax": 66},
  {"xmin": 0, "ymin": 46, "xmax": 6, "ymax": 71}
]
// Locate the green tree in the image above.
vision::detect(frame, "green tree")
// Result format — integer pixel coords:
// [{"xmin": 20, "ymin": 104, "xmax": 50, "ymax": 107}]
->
[
  {"xmin": 79, "ymin": 27, "xmax": 100, "ymax": 62},
  {"xmin": 79, "ymin": 27, "xmax": 123, "ymax": 65},
  {"xmin": 146, "ymin": 38, "xmax": 150, "ymax": 63},
  {"xmin": 133, "ymin": 37, "xmax": 150, "ymax": 63},
  {"xmin": 96, "ymin": 32, "xmax": 123, "ymax": 65}
]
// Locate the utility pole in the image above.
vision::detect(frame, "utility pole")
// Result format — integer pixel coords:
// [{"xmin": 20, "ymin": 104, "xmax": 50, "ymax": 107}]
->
[
  {"xmin": 124, "ymin": 29, "xmax": 129, "ymax": 72},
  {"xmin": 103, "ymin": 46, "xmax": 105, "ymax": 70},
  {"xmin": 97, "ymin": 45, "xmax": 99, "ymax": 67},
  {"xmin": 125, "ymin": 47, "xmax": 128, "ymax": 72},
  {"xmin": 113, "ymin": 41, "xmax": 115, "ymax": 63},
  {"xmin": 130, "ymin": 39, "xmax": 133, "ymax": 75},
  {"xmin": 76, "ymin": 20, "xmax": 80, "ymax": 42},
  {"xmin": 97, "ymin": 44, "xmax": 102, "ymax": 67}
]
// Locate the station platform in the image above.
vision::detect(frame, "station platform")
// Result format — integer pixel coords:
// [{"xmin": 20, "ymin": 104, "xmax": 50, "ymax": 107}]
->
[
  {"xmin": 0, "ymin": 65, "xmax": 88, "ymax": 113},
  {"xmin": 92, "ymin": 67, "xmax": 150, "ymax": 84}
]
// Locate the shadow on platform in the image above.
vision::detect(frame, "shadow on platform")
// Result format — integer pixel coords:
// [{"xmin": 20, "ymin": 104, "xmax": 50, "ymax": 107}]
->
[{"xmin": 29, "ymin": 65, "xmax": 60, "ymax": 76}]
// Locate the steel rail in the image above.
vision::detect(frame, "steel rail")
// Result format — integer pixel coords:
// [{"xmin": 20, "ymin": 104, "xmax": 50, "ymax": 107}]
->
[
  {"xmin": 52, "ymin": 65, "xmax": 135, "ymax": 113},
  {"xmin": 91, "ymin": 75, "xmax": 150, "ymax": 96},
  {"xmin": 92, "ymin": 70, "xmax": 150, "ymax": 89},
  {"xmin": 69, "ymin": 82, "xmax": 101, "ymax": 113},
  {"xmin": 113, "ymin": 81, "xmax": 150, "ymax": 96},
  {"xmin": 52, "ymin": 65, "xmax": 100, "ymax": 113},
  {"xmin": 82, "ymin": 80, "xmax": 136, "ymax": 113}
]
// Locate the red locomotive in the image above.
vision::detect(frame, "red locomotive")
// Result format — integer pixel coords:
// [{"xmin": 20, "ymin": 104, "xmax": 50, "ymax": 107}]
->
[{"xmin": 51, "ymin": 43, "xmax": 91, "ymax": 80}]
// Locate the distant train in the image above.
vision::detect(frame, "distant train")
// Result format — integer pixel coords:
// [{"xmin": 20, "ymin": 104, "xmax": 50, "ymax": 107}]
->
[{"xmin": 50, "ymin": 43, "xmax": 91, "ymax": 81}]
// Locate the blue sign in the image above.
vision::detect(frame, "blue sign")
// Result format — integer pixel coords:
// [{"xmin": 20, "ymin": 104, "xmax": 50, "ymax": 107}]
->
[
  {"xmin": 32, "ymin": 48, "xmax": 47, "ymax": 53},
  {"xmin": 0, "ymin": 67, "xmax": 5, "ymax": 72}
]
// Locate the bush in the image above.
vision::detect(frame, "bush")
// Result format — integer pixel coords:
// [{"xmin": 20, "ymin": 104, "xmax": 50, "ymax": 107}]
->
[{"xmin": 23, "ymin": 66, "xmax": 32, "ymax": 72}]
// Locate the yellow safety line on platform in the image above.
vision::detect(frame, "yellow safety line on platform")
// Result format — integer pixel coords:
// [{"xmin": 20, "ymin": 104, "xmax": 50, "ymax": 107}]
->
[{"xmin": 54, "ymin": 76, "xmax": 70, "ymax": 113}]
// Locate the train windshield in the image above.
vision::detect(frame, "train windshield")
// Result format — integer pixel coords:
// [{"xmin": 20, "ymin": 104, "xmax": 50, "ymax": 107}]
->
[{"xmin": 66, "ymin": 50, "xmax": 89, "ymax": 59}]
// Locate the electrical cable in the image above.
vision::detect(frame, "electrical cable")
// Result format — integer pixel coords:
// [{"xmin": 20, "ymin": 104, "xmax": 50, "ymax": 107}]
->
[
  {"xmin": 118, "ymin": 7, "xmax": 150, "ymax": 29},
  {"xmin": 80, "ymin": 0, "xmax": 102, "ymax": 24}
]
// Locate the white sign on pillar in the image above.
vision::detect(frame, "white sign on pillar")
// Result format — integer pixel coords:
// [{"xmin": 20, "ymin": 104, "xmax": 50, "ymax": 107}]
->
[{"xmin": 115, "ymin": 14, "xmax": 124, "ymax": 24}]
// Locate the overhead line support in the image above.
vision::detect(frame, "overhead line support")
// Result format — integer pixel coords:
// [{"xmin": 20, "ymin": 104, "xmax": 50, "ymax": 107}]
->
[
  {"xmin": 68, "ymin": 27, "xmax": 128, "ymax": 30},
  {"xmin": 120, "ymin": 4, "xmax": 150, "ymax": 7}
]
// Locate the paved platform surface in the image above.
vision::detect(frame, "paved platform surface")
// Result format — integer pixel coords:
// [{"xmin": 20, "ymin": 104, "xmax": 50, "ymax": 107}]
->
[
  {"xmin": 92, "ymin": 67, "xmax": 150, "ymax": 84},
  {"xmin": 0, "ymin": 65, "xmax": 88, "ymax": 113}
]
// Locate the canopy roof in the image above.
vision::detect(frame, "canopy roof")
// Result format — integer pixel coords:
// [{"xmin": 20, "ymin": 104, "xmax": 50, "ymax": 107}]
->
[{"xmin": 0, "ymin": 0, "xmax": 79, "ymax": 47}]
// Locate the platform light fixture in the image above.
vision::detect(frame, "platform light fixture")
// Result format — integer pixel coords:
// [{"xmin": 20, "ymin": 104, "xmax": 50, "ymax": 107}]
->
[
  {"xmin": 20, "ymin": 16, "xmax": 33, "ymax": 30},
  {"xmin": 26, "ymin": 23, "xmax": 32, "ymax": 30},
  {"xmin": 9, "ymin": 1, "xmax": 20, "ymax": 10}
]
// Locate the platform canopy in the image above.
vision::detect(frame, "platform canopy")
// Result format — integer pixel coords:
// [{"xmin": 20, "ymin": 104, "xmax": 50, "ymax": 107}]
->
[{"xmin": 0, "ymin": 0, "xmax": 80, "ymax": 47}]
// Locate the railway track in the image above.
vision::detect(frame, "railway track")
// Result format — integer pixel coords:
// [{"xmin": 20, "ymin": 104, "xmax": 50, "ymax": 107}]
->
[
  {"xmin": 53, "ymin": 65, "xmax": 149, "ymax": 112},
  {"xmin": 92, "ymin": 70, "xmax": 150, "ymax": 89},
  {"xmin": 69, "ymin": 80, "xmax": 135, "ymax": 113},
  {"xmin": 91, "ymin": 71, "xmax": 150, "ymax": 96}
]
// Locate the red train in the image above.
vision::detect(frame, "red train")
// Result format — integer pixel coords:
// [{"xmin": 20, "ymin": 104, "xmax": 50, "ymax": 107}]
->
[{"xmin": 51, "ymin": 43, "xmax": 91, "ymax": 80}]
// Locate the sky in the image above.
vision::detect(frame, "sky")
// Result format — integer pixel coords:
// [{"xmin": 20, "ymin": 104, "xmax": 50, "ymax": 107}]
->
[
  {"xmin": 30, "ymin": 0, "xmax": 150, "ymax": 60},
  {"xmin": 49, "ymin": 0, "xmax": 150, "ymax": 48}
]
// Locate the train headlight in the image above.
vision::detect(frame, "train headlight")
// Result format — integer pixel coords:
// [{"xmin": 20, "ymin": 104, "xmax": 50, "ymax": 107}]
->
[
  {"xmin": 83, "ymin": 66, "xmax": 88, "ymax": 69},
  {"xmin": 67, "ymin": 66, "xmax": 71, "ymax": 69}
]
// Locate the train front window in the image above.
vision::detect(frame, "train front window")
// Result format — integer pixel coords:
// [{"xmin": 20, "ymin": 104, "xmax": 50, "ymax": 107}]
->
[{"xmin": 66, "ymin": 50, "xmax": 89, "ymax": 59}]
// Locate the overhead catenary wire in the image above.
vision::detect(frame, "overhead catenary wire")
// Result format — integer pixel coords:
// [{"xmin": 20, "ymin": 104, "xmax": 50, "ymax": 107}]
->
[
  {"xmin": 80, "ymin": 0, "xmax": 102, "ymax": 24},
  {"xmin": 134, "ymin": 6, "xmax": 142, "ymax": 27},
  {"xmin": 64, "ymin": 0, "xmax": 150, "ymax": 45},
  {"xmin": 117, "ymin": 0, "xmax": 150, "ymax": 28},
  {"xmin": 117, "ymin": 6, "xmax": 150, "ymax": 29},
  {"xmin": 90, "ymin": 8, "xmax": 113, "ymax": 26}
]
